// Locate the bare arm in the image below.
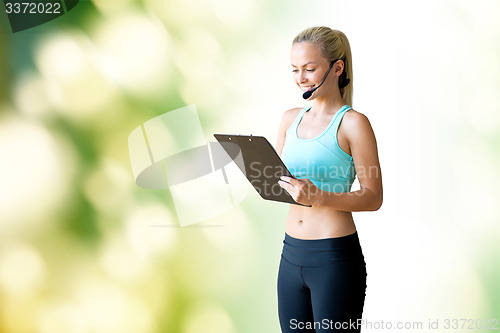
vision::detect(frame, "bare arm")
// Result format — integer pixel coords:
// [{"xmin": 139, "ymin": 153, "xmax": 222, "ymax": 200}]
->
[{"xmin": 279, "ymin": 111, "xmax": 383, "ymax": 211}]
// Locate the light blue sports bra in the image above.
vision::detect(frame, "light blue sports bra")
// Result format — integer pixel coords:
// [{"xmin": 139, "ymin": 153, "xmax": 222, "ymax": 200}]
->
[{"xmin": 281, "ymin": 105, "xmax": 356, "ymax": 193}]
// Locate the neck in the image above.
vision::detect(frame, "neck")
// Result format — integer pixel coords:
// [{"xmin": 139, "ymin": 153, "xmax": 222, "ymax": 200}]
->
[{"xmin": 310, "ymin": 87, "xmax": 346, "ymax": 115}]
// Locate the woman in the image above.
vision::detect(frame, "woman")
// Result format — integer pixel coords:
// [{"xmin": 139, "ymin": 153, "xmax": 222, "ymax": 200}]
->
[{"xmin": 276, "ymin": 27, "xmax": 383, "ymax": 332}]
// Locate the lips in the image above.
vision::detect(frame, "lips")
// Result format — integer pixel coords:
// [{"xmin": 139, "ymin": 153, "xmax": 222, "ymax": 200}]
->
[{"xmin": 300, "ymin": 85, "xmax": 315, "ymax": 92}]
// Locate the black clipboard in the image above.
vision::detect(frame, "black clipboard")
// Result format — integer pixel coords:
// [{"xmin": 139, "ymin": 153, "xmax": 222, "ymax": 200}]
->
[{"xmin": 213, "ymin": 134, "xmax": 311, "ymax": 207}]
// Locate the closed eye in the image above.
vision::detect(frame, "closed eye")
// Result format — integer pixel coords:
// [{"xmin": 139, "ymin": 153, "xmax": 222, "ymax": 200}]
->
[{"xmin": 292, "ymin": 69, "xmax": 315, "ymax": 73}]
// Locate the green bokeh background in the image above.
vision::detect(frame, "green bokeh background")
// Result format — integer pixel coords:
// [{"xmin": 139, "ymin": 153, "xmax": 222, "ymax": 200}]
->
[{"xmin": 1, "ymin": 0, "xmax": 499, "ymax": 332}]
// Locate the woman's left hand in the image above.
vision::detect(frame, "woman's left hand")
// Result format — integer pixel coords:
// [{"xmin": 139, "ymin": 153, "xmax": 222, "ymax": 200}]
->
[{"xmin": 278, "ymin": 176, "xmax": 320, "ymax": 206}]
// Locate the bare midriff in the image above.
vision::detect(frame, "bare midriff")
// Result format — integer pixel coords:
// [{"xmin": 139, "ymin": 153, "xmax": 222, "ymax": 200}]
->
[{"xmin": 285, "ymin": 203, "xmax": 356, "ymax": 240}]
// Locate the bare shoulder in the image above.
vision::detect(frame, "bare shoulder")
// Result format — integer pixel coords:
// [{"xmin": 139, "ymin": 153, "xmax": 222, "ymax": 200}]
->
[
  {"xmin": 279, "ymin": 107, "xmax": 302, "ymax": 131},
  {"xmin": 342, "ymin": 109, "xmax": 376, "ymax": 142},
  {"xmin": 282, "ymin": 107, "xmax": 302, "ymax": 122},
  {"xmin": 276, "ymin": 107, "xmax": 303, "ymax": 155},
  {"xmin": 343, "ymin": 109, "xmax": 373, "ymax": 131},
  {"xmin": 343, "ymin": 108, "xmax": 370, "ymax": 124}
]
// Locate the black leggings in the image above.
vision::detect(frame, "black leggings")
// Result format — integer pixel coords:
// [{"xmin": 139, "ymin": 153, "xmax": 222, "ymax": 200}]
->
[{"xmin": 277, "ymin": 232, "xmax": 367, "ymax": 332}]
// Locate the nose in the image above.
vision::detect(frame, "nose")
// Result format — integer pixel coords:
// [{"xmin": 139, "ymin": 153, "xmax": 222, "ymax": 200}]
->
[{"xmin": 298, "ymin": 70, "xmax": 308, "ymax": 83}]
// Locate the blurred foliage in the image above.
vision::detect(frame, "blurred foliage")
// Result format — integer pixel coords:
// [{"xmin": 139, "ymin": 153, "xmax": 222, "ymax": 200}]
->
[{"xmin": 1, "ymin": 0, "xmax": 500, "ymax": 333}]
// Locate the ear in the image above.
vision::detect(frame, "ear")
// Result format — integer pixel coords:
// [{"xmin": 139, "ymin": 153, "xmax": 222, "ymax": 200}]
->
[{"xmin": 334, "ymin": 59, "xmax": 345, "ymax": 77}]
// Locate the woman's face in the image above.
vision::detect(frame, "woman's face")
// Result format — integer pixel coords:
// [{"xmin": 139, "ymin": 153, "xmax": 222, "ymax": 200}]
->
[{"xmin": 290, "ymin": 41, "xmax": 335, "ymax": 98}]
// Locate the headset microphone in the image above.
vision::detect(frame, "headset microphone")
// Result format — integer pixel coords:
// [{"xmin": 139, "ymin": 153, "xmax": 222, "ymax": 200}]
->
[{"xmin": 302, "ymin": 60, "xmax": 337, "ymax": 100}]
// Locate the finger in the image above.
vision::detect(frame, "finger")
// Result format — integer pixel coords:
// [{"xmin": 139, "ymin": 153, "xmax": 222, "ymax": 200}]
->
[
  {"xmin": 280, "ymin": 175, "xmax": 297, "ymax": 186},
  {"xmin": 279, "ymin": 182, "xmax": 298, "ymax": 201},
  {"xmin": 278, "ymin": 180, "xmax": 293, "ymax": 193}
]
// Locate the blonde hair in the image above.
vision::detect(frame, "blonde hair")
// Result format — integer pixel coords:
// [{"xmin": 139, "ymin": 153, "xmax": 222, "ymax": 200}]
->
[{"xmin": 293, "ymin": 27, "xmax": 353, "ymax": 107}]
